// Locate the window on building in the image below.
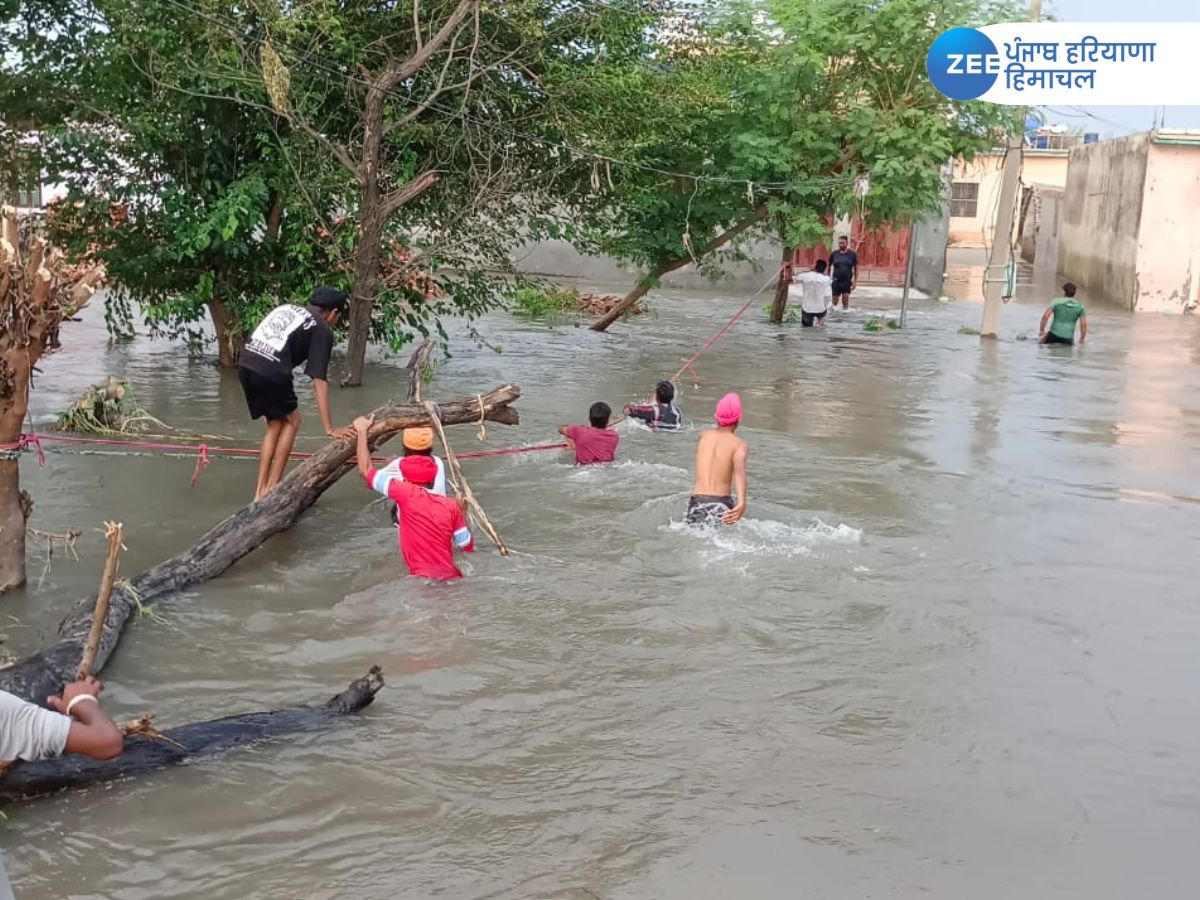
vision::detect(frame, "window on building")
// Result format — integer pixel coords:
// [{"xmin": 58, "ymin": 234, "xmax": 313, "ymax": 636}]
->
[
  {"xmin": 950, "ymin": 182, "xmax": 979, "ymax": 218},
  {"xmin": 2, "ymin": 182, "xmax": 43, "ymax": 209}
]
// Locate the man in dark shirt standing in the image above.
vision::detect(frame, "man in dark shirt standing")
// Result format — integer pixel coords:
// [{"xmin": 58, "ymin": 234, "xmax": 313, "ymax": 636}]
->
[
  {"xmin": 828, "ymin": 235, "xmax": 859, "ymax": 310},
  {"xmin": 238, "ymin": 286, "xmax": 352, "ymax": 500}
]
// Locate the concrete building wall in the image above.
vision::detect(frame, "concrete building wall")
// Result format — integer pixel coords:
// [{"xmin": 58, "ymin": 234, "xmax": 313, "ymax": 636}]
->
[
  {"xmin": 1059, "ymin": 133, "xmax": 1151, "ymax": 310},
  {"xmin": 1134, "ymin": 141, "xmax": 1200, "ymax": 312},
  {"xmin": 911, "ymin": 203, "xmax": 950, "ymax": 297},
  {"xmin": 1018, "ymin": 186, "xmax": 1063, "ymax": 270},
  {"xmin": 949, "ymin": 151, "xmax": 1069, "ymax": 248},
  {"xmin": 512, "ymin": 235, "xmax": 782, "ymax": 293}
]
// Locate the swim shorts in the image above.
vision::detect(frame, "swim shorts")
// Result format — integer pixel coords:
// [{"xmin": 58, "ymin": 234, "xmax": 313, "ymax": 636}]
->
[
  {"xmin": 831, "ymin": 278, "xmax": 853, "ymax": 296},
  {"xmin": 686, "ymin": 494, "xmax": 734, "ymax": 526},
  {"xmin": 1041, "ymin": 332, "xmax": 1074, "ymax": 346},
  {"xmin": 238, "ymin": 368, "xmax": 298, "ymax": 421}
]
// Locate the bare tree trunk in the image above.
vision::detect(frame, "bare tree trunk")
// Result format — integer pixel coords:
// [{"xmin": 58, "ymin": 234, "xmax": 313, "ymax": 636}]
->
[
  {"xmin": 768, "ymin": 240, "xmax": 794, "ymax": 325},
  {"xmin": 0, "ymin": 324, "xmax": 34, "ymax": 592},
  {"xmin": 342, "ymin": 70, "xmax": 389, "ymax": 389},
  {"xmin": 591, "ymin": 205, "xmax": 771, "ymax": 333},
  {"xmin": 0, "ymin": 385, "xmax": 521, "ymax": 704},
  {"xmin": 208, "ymin": 296, "xmax": 244, "ymax": 369}
]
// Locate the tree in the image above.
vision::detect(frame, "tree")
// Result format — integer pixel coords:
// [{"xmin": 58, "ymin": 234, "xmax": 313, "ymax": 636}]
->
[
  {"xmin": 261, "ymin": 0, "xmax": 672, "ymax": 384},
  {"xmin": 0, "ymin": 208, "xmax": 105, "ymax": 592},
  {"xmin": 581, "ymin": 0, "xmax": 1021, "ymax": 330}
]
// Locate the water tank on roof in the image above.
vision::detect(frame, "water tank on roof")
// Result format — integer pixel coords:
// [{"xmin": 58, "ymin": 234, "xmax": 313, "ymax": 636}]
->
[{"xmin": 1083, "ymin": 132, "xmax": 1100, "ymax": 144}]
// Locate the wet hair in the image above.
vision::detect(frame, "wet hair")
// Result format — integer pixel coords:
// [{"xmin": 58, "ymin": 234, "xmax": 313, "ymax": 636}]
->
[
  {"xmin": 589, "ymin": 401, "xmax": 612, "ymax": 428},
  {"xmin": 1062, "ymin": 282, "xmax": 1077, "ymax": 297},
  {"xmin": 814, "ymin": 260, "xmax": 827, "ymax": 273},
  {"xmin": 655, "ymin": 381, "xmax": 675, "ymax": 404}
]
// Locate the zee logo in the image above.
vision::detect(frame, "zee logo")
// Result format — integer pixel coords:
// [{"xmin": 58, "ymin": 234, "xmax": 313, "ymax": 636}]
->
[
  {"xmin": 946, "ymin": 53, "xmax": 1002, "ymax": 75},
  {"xmin": 927, "ymin": 28, "xmax": 1001, "ymax": 100}
]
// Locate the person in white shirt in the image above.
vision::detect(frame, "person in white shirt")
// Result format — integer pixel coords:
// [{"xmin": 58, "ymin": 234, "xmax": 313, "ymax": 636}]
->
[
  {"xmin": 793, "ymin": 259, "xmax": 833, "ymax": 327},
  {"xmin": 1, "ymin": 677, "xmax": 124, "ymax": 895},
  {"xmin": 0, "ymin": 676, "xmax": 123, "ymax": 764},
  {"xmin": 376, "ymin": 427, "xmax": 450, "ymax": 527}
]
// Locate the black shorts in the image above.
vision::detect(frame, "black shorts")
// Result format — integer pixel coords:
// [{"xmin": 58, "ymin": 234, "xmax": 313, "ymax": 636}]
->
[
  {"xmin": 1041, "ymin": 332, "xmax": 1074, "ymax": 346},
  {"xmin": 686, "ymin": 494, "xmax": 734, "ymax": 526},
  {"xmin": 801, "ymin": 310, "xmax": 826, "ymax": 327},
  {"xmin": 831, "ymin": 279, "xmax": 853, "ymax": 295},
  {"xmin": 238, "ymin": 368, "xmax": 298, "ymax": 421}
]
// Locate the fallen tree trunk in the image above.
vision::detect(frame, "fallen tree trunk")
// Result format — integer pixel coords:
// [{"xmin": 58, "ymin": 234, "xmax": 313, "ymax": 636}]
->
[
  {"xmin": 0, "ymin": 667, "xmax": 384, "ymax": 803},
  {"xmin": 0, "ymin": 385, "xmax": 520, "ymax": 705}
]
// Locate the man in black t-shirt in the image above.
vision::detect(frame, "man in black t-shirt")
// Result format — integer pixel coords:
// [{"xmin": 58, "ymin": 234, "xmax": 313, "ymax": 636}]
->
[
  {"xmin": 238, "ymin": 286, "xmax": 352, "ymax": 500},
  {"xmin": 827, "ymin": 235, "xmax": 859, "ymax": 310}
]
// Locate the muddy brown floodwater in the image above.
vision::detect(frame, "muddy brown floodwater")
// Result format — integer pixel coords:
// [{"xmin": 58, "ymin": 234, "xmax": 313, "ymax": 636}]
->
[{"xmin": 2, "ymin": 285, "xmax": 1199, "ymax": 899}]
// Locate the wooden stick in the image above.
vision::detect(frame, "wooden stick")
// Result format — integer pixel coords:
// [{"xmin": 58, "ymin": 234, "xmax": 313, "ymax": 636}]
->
[
  {"xmin": 77, "ymin": 522, "xmax": 124, "ymax": 680},
  {"xmin": 422, "ymin": 401, "xmax": 510, "ymax": 556}
]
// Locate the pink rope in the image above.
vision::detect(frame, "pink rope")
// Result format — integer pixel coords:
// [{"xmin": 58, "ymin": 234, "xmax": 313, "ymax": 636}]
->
[{"xmin": 0, "ymin": 432, "xmax": 568, "ymax": 475}]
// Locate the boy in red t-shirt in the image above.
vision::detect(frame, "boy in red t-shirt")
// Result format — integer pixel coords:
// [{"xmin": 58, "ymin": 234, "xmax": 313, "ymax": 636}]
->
[
  {"xmin": 353, "ymin": 416, "xmax": 474, "ymax": 580},
  {"xmin": 558, "ymin": 401, "xmax": 619, "ymax": 465}
]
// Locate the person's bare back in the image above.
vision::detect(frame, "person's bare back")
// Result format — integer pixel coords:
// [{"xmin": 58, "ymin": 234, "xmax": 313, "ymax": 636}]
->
[
  {"xmin": 686, "ymin": 392, "xmax": 748, "ymax": 526},
  {"xmin": 692, "ymin": 429, "xmax": 745, "ymax": 496}
]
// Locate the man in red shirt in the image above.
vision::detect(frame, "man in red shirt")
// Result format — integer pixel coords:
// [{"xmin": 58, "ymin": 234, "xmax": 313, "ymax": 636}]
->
[
  {"xmin": 558, "ymin": 401, "xmax": 619, "ymax": 465},
  {"xmin": 353, "ymin": 416, "xmax": 474, "ymax": 580}
]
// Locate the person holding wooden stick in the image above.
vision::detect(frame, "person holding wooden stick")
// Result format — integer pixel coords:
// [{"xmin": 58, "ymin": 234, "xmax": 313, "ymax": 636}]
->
[
  {"xmin": 352, "ymin": 415, "xmax": 474, "ymax": 580},
  {"xmin": 1, "ymin": 676, "xmax": 124, "ymax": 764}
]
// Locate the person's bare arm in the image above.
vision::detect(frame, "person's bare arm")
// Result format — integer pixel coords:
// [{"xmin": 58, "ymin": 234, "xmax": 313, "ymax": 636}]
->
[
  {"xmin": 558, "ymin": 425, "xmax": 575, "ymax": 446},
  {"xmin": 47, "ymin": 677, "xmax": 123, "ymax": 761},
  {"xmin": 353, "ymin": 415, "xmax": 374, "ymax": 479},
  {"xmin": 1079, "ymin": 314, "xmax": 1087, "ymax": 344},
  {"xmin": 723, "ymin": 443, "xmax": 749, "ymax": 525},
  {"xmin": 1038, "ymin": 307, "xmax": 1052, "ymax": 338},
  {"xmin": 313, "ymin": 379, "xmax": 353, "ymax": 439}
]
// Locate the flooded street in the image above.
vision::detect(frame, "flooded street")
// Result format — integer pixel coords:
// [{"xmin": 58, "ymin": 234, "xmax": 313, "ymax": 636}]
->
[{"xmin": 3, "ymin": 284, "xmax": 1200, "ymax": 899}]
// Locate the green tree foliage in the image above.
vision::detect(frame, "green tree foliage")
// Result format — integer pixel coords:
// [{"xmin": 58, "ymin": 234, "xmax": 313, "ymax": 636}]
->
[{"xmin": 582, "ymin": 0, "xmax": 1023, "ymax": 329}]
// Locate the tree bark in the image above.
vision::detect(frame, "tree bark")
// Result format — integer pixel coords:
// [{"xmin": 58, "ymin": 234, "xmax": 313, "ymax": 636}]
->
[
  {"xmin": 591, "ymin": 205, "xmax": 771, "ymax": 332},
  {"xmin": 406, "ymin": 339, "xmax": 436, "ymax": 401},
  {"xmin": 0, "ymin": 385, "xmax": 520, "ymax": 705},
  {"xmin": 208, "ymin": 296, "xmax": 244, "ymax": 369},
  {"xmin": 768, "ymin": 241, "xmax": 794, "ymax": 325},
  {"xmin": 0, "ymin": 353, "xmax": 33, "ymax": 593}
]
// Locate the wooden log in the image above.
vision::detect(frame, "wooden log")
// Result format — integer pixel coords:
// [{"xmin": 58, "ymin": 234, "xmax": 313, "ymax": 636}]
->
[
  {"xmin": 0, "ymin": 386, "xmax": 520, "ymax": 705},
  {"xmin": 0, "ymin": 667, "xmax": 384, "ymax": 802}
]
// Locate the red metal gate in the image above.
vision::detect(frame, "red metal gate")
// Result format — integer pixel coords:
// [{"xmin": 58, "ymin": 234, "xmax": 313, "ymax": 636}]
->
[{"xmin": 791, "ymin": 218, "xmax": 911, "ymax": 286}]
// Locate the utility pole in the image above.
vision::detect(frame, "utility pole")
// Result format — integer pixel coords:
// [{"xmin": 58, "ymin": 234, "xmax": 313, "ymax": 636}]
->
[
  {"xmin": 899, "ymin": 223, "xmax": 916, "ymax": 328},
  {"xmin": 980, "ymin": 0, "xmax": 1042, "ymax": 337}
]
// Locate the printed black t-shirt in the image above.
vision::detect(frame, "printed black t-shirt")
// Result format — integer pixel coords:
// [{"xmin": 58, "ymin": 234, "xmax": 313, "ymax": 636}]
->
[{"xmin": 239, "ymin": 304, "xmax": 334, "ymax": 384}]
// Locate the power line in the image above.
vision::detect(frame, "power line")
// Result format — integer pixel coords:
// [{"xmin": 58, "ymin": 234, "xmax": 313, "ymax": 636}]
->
[{"xmin": 154, "ymin": 0, "xmax": 859, "ymax": 193}]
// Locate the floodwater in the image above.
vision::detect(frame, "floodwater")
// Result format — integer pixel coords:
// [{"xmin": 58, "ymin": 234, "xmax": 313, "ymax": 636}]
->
[{"xmin": 3, "ymin": 283, "xmax": 1200, "ymax": 899}]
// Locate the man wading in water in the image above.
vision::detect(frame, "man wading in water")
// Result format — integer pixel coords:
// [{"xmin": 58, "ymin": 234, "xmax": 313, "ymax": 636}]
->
[
  {"xmin": 1039, "ymin": 282, "xmax": 1088, "ymax": 346},
  {"xmin": 828, "ymin": 234, "xmax": 858, "ymax": 311},
  {"xmin": 353, "ymin": 415, "xmax": 474, "ymax": 580},
  {"xmin": 238, "ymin": 287, "xmax": 353, "ymax": 500},
  {"xmin": 686, "ymin": 392, "xmax": 748, "ymax": 526}
]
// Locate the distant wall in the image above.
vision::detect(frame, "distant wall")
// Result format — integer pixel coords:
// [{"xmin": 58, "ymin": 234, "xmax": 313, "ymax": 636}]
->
[
  {"xmin": 1018, "ymin": 186, "xmax": 1063, "ymax": 270},
  {"xmin": 512, "ymin": 235, "xmax": 781, "ymax": 294},
  {"xmin": 1059, "ymin": 133, "xmax": 1150, "ymax": 310},
  {"xmin": 1134, "ymin": 142, "xmax": 1200, "ymax": 312}
]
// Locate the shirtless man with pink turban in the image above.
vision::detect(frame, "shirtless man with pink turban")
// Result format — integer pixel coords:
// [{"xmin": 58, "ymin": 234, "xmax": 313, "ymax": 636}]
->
[{"xmin": 686, "ymin": 392, "xmax": 749, "ymax": 526}]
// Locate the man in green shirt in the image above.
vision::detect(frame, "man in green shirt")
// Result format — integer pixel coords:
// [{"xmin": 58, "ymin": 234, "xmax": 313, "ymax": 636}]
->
[{"xmin": 1039, "ymin": 282, "xmax": 1088, "ymax": 346}]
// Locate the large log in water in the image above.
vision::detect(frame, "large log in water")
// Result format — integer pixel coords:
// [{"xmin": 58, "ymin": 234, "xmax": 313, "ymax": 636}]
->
[
  {"xmin": 0, "ymin": 667, "xmax": 384, "ymax": 802},
  {"xmin": 0, "ymin": 386, "xmax": 520, "ymax": 704}
]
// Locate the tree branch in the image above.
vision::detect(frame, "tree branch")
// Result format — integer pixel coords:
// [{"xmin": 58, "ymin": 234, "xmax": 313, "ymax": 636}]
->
[
  {"xmin": 388, "ymin": 0, "xmax": 477, "ymax": 88},
  {"xmin": 381, "ymin": 170, "xmax": 439, "ymax": 219}
]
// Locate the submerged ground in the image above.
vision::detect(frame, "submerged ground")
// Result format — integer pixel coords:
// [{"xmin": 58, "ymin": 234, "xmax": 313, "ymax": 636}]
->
[{"xmin": 2, "ymin": 280, "xmax": 1198, "ymax": 899}]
